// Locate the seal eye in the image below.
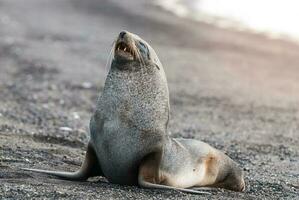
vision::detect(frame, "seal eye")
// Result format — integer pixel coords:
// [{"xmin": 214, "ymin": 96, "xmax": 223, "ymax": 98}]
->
[
  {"xmin": 139, "ymin": 41, "xmax": 146, "ymax": 49},
  {"xmin": 138, "ymin": 41, "xmax": 150, "ymax": 59}
]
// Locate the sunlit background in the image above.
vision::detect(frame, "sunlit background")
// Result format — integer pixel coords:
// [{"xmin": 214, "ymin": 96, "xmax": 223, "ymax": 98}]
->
[{"xmin": 157, "ymin": 0, "xmax": 299, "ymax": 41}]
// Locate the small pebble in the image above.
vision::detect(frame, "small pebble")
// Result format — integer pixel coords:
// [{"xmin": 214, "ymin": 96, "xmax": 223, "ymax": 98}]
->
[
  {"xmin": 72, "ymin": 112, "xmax": 80, "ymax": 119},
  {"xmin": 81, "ymin": 82, "xmax": 92, "ymax": 89},
  {"xmin": 59, "ymin": 127, "xmax": 73, "ymax": 132}
]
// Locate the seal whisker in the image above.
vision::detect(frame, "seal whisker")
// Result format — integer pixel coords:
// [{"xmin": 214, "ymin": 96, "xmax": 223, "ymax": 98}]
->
[
  {"xmin": 111, "ymin": 40, "xmax": 116, "ymax": 46},
  {"xmin": 105, "ymin": 42, "xmax": 115, "ymax": 74},
  {"xmin": 134, "ymin": 43, "xmax": 142, "ymax": 64},
  {"xmin": 131, "ymin": 41, "xmax": 142, "ymax": 65},
  {"xmin": 136, "ymin": 51, "xmax": 142, "ymax": 65}
]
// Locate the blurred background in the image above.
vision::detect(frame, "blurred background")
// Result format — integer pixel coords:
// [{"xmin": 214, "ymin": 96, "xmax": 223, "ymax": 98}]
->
[
  {"xmin": 159, "ymin": 0, "xmax": 299, "ymax": 41},
  {"xmin": 0, "ymin": 0, "xmax": 298, "ymax": 199}
]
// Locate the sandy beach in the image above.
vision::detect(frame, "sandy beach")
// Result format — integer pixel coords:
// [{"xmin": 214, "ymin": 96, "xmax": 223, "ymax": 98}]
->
[{"xmin": 0, "ymin": 0, "xmax": 298, "ymax": 199}]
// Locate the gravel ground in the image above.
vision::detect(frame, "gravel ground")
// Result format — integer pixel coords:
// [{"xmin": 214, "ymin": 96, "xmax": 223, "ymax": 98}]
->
[{"xmin": 0, "ymin": 0, "xmax": 298, "ymax": 199}]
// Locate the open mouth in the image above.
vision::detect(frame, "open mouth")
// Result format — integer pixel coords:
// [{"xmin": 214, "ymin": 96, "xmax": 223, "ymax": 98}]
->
[{"xmin": 115, "ymin": 41, "xmax": 134, "ymax": 60}]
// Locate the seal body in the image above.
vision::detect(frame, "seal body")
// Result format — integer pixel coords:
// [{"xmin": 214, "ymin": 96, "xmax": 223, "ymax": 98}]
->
[
  {"xmin": 89, "ymin": 31, "xmax": 170, "ymax": 185},
  {"xmin": 91, "ymin": 50, "xmax": 170, "ymax": 185},
  {"xmin": 23, "ymin": 30, "xmax": 171, "ymax": 185}
]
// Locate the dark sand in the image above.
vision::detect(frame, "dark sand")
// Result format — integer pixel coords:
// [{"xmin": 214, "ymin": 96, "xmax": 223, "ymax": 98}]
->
[{"xmin": 0, "ymin": 0, "xmax": 298, "ymax": 199}]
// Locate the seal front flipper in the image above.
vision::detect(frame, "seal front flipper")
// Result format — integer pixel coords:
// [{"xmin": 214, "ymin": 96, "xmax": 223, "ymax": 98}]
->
[
  {"xmin": 138, "ymin": 176, "xmax": 210, "ymax": 195},
  {"xmin": 22, "ymin": 142, "xmax": 103, "ymax": 181}
]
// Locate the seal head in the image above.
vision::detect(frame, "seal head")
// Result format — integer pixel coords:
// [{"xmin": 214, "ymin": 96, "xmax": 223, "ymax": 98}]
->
[{"xmin": 112, "ymin": 30, "xmax": 161, "ymax": 71}]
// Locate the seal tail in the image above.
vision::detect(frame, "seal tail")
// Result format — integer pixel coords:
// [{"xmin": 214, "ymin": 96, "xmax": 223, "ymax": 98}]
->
[
  {"xmin": 138, "ymin": 176, "xmax": 211, "ymax": 195},
  {"xmin": 22, "ymin": 143, "xmax": 102, "ymax": 181}
]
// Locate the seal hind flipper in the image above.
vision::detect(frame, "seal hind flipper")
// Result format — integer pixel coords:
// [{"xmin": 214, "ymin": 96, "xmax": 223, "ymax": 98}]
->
[
  {"xmin": 22, "ymin": 142, "xmax": 103, "ymax": 181},
  {"xmin": 138, "ymin": 152, "xmax": 210, "ymax": 195},
  {"xmin": 138, "ymin": 176, "xmax": 210, "ymax": 195}
]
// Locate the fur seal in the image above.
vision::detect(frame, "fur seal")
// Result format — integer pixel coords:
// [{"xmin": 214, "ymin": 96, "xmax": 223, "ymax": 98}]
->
[
  {"xmin": 22, "ymin": 31, "xmax": 244, "ymax": 194},
  {"xmin": 23, "ymin": 30, "xmax": 171, "ymax": 187}
]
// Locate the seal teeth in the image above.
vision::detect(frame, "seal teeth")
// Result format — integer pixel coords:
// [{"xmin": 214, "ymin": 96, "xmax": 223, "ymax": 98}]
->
[{"xmin": 115, "ymin": 42, "xmax": 135, "ymax": 58}]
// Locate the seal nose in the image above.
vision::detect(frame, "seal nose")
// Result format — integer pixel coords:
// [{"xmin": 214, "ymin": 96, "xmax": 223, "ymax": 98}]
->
[{"xmin": 119, "ymin": 31, "xmax": 126, "ymax": 39}]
